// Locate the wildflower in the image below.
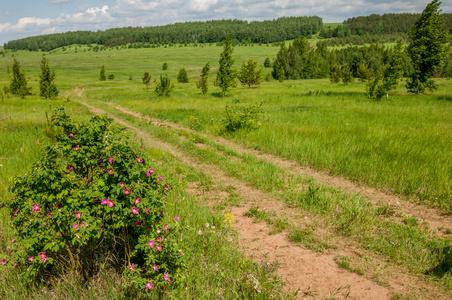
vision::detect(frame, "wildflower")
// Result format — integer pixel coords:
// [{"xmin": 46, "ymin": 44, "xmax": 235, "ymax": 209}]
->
[
  {"xmin": 74, "ymin": 146, "xmax": 79, "ymax": 151},
  {"xmin": 164, "ymin": 227, "xmax": 168, "ymax": 232},
  {"xmin": 48, "ymin": 212, "xmax": 53, "ymax": 218},
  {"xmin": 1, "ymin": 259, "xmax": 5, "ymax": 265},
  {"xmin": 145, "ymin": 208, "xmax": 149, "ymax": 214},
  {"xmin": 160, "ymin": 211, "xmax": 164, "ymax": 216},
  {"xmin": 131, "ymin": 207, "xmax": 139, "ymax": 214},
  {"xmin": 69, "ymin": 133, "xmax": 73, "ymax": 137},
  {"xmin": 198, "ymin": 230, "xmax": 202, "ymax": 235},
  {"xmin": 38, "ymin": 252, "xmax": 48, "ymax": 263},
  {"xmin": 157, "ymin": 237, "xmax": 161, "ymax": 243},
  {"xmin": 108, "ymin": 200, "xmax": 114, "ymax": 208},
  {"xmin": 101, "ymin": 198, "xmax": 107, "ymax": 205},
  {"xmin": 108, "ymin": 168, "xmax": 114, "ymax": 175},
  {"xmin": 211, "ymin": 226, "xmax": 215, "ymax": 230},
  {"xmin": 156, "ymin": 245, "xmax": 162, "ymax": 251},
  {"xmin": 129, "ymin": 264, "xmax": 135, "ymax": 271},
  {"xmin": 205, "ymin": 223, "xmax": 209, "ymax": 228},
  {"xmin": 134, "ymin": 220, "xmax": 140, "ymax": 226},
  {"xmin": 75, "ymin": 211, "xmax": 81, "ymax": 219},
  {"xmin": 179, "ymin": 249, "xmax": 183, "ymax": 255},
  {"xmin": 145, "ymin": 281, "xmax": 152, "ymax": 291},
  {"xmin": 66, "ymin": 165, "xmax": 74, "ymax": 172},
  {"xmin": 159, "ymin": 175, "xmax": 163, "ymax": 181},
  {"xmin": 135, "ymin": 198, "xmax": 141, "ymax": 205},
  {"xmin": 120, "ymin": 182, "xmax": 125, "ymax": 187},
  {"xmin": 148, "ymin": 240, "xmax": 155, "ymax": 248},
  {"xmin": 81, "ymin": 222, "xmax": 86, "ymax": 227},
  {"xmin": 99, "ymin": 165, "xmax": 103, "ymax": 171},
  {"xmin": 174, "ymin": 216, "xmax": 180, "ymax": 221},
  {"xmin": 13, "ymin": 207, "xmax": 18, "ymax": 212},
  {"xmin": 139, "ymin": 147, "xmax": 144, "ymax": 151},
  {"xmin": 10, "ymin": 238, "xmax": 15, "ymax": 244},
  {"xmin": 164, "ymin": 185, "xmax": 169, "ymax": 191},
  {"xmin": 11, "ymin": 213, "xmax": 17, "ymax": 219},
  {"xmin": 153, "ymin": 264, "xmax": 158, "ymax": 271},
  {"xmin": 163, "ymin": 273, "xmax": 170, "ymax": 281},
  {"xmin": 124, "ymin": 189, "xmax": 130, "ymax": 194},
  {"xmin": 28, "ymin": 256, "xmax": 34, "ymax": 262},
  {"xmin": 32, "ymin": 204, "xmax": 40, "ymax": 212},
  {"xmin": 73, "ymin": 222, "xmax": 78, "ymax": 229},
  {"xmin": 156, "ymin": 230, "xmax": 161, "ymax": 235},
  {"xmin": 137, "ymin": 157, "xmax": 143, "ymax": 163},
  {"xmin": 108, "ymin": 157, "xmax": 113, "ymax": 164}
]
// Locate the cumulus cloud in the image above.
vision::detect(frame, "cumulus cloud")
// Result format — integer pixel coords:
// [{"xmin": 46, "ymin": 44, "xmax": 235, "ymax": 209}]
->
[{"xmin": 55, "ymin": 5, "xmax": 114, "ymax": 24}]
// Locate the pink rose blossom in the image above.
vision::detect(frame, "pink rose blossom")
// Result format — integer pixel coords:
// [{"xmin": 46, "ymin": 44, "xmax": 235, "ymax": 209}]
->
[
  {"xmin": 108, "ymin": 200, "xmax": 114, "ymax": 208},
  {"xmin": 134, "ymin": 220, "xmax": 140, "ymax": 226},
  {"xmin": 164, "ymin": 185, "xmax": 168, "ymax": 191},
  {"xmin": 48, "ymin": 212, "xmax": 53, "ymax": 218},
  {"xmin": 13, "ymin": 207, "xmax": 18, "ymax": 212},
  {"xmin": 124, "ymin": 189, "xmax": 130, "ymax": 195},
  {"xmin": 135, "ymin": 198, "xmax": 141, "ymax": 205},
  {"xmin": 145, "ymin": 281, "xmax": 152, "ymax": 291},
  {"xmin": 73, "ymin": 222, "xmax": 78, "ymax": 229},
  {"xmin": 153, "ymin": 264, "xmax": 158, "ymax": 271},
  {"xmin": 145, "ymin": 208, "xmax": 150, "ymax": 214},
  {"xmin": 179, "ymin": 250, "xmax": 183, "ymax": 255},
  {"xmin": 137, "ymin": 157, "xmax": 143, "ymax": 163},
  {"xmin": 157, "ymin": 237, "xmax": 161, "ymax": 242},
  {"xmin": 101, "ymin": 198, "xmax": 107, "ymax": 205},
  {"xmin": 108, "ymin": 157, "xmax": 113, "ymax": 164},
  {"xmin": 129, "ymin": 264, "xmax": 135, "ymax": 271},
  {"xmin": 10, "ymin": 238, "xmax": 15, "ymax": 244},
  {"xmin": 28, "ymin": 256, "xmax": 34, "ymax": 262},
  {"xmin": 38, "ymin": 252, "xmax": 48, "ymax": 263},
  {"xmin": 75, "ymin": 211, "xmax": 81, "ymax": 219},
  {"xmin": 32, "ymin": 204, "xmax": 40, "ymax": 212},
  {"xmin": 69, "ymin": 133, "xmax": 73, "ymax": 137},
  {"xmin": 74, "ymin": 146, "xmax": 79, "ymax": 151},
  {"xmin": 120, "ymin": 182, "xmax": 125, "ymax": 187},
  {"xmin": 108, "ymin": 168, "xmax": 114, "ymax": 175},
  {"xmin": 11, "ymin": 213, "xmax": 18, "ymax": 219},
  {"xmin": 156, "ymin": 230, "xmax": 161, "ymax": 235},
  {"xmin": 174, "ymin": 216, "xmax": 180, "ymax": 221},
  {"xmin": 131, "ymin": 207, "xmax": 139, "ymax": 214},
  {"xmin": 148, "ymin": 240, "xmax": 154, "ymax": 248},
  {"xmin": 1, "ymin": 259, "xmax": 5, "ymax": 265},
  {"xmin": 156, "ymin": 245, "xmax": 162, "ymax": 251},
  {"xmin": 163, "ymin": 273, "xmax": 170, "ymax": 281}
]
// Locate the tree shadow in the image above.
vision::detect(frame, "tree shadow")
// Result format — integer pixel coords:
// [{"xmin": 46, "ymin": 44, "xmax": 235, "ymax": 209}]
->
[
  {"xmin": 426, "ymin": 245, "xmax": 452, "ymax": 278},
  {"xmin": 434, "ymin": 95, "xmax": 452, "ymax": 101}
]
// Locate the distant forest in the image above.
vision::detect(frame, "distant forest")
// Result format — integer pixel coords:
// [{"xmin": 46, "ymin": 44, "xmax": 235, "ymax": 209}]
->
[{"xmin": 3, "ymin": 17, "xmax": 322, "ymax": 51}]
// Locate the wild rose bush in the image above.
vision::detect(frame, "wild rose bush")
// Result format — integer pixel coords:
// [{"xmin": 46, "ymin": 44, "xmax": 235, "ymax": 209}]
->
[{"xmin": 3, "ymin": 107, "xmax": 185, "ymax": 292}]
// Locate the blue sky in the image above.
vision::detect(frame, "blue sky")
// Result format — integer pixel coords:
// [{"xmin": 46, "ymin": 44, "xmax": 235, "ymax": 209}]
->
[{"xmin": 1, "ymin": 0, "xmax": 451, "ymax": 46}]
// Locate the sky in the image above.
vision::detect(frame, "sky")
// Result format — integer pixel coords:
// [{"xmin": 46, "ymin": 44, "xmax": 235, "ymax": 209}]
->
[{"xmin": 1, "ymin": 0, "xmax": 451, "ymax": 46}]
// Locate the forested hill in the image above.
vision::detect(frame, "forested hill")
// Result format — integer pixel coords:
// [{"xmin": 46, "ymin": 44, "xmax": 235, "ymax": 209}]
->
[
  {"xmin": 3, "ymin": 17, "xmax": 322, "ymax": 51},
  {"xmin": 320, "ymin": 13, "xmax": 452, "ymax": 38}
]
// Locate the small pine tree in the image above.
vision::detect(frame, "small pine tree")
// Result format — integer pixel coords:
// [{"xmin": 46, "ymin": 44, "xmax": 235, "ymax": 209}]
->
[
  {"xmin": 99, "ymin": 65, "xmax": 106, "ymax": 81},
  {"xmin": 341, "ymin": 67, "xmax": 354, "ymax": 85},
  {"xmin": 155, "ymin": 75, "xmax": 174, "ymax": 96},
  {"xmin": 238, "ymin": 59, "xmax": 263, "ymax": 88},
  {"xmin": 357, "ymin": 64, "xmax": 372, "ymax": 82},
  {"xmin": 162, "ymin": 62, "xmax": 168, "ymax": 70},
  {"xmin": 197, "ymin": 63, "xmax": 210, "ymax": 94},
  {"xmin": 177, "ymin": 68, "xmax": 189, "ymax": 83},
  {"xmin": 329, "ymin": 65, "xmax": 342, "ymax": 83},
  {"xmin": 142, "ymin": 72, "xmax": 151, "ymax": 89},
  {"xmin": 264, "ymin": 58, "xmax": 271, "ymax": 68},
  {"xmin": 10, "ymin": 59, "xmax": 31, "ymax": 99},
  {"xmin": 39, "ymin": 57, "xmax": 58, "ymax": 99},
  {"xmin": 216, "ymin": 36, "xmax": 236, "ymax": 96}
]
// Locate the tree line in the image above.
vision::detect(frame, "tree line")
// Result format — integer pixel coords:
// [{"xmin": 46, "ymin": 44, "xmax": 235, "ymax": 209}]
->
[{"xmin": 3, "ymin": 17, "xmax": 322, "ymax": 52}]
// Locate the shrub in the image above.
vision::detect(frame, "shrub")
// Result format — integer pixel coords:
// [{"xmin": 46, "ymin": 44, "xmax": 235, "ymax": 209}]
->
[
  {"xmin": 108, "ymin": 74, "xmax": 115, "ymax": 80},
  {"xmin": 99, "ymin": 65, "xmax": 106, "ymax": 81},
  {"xmin": 162, "ymin": 62, "xmax": 168, "ymax": 70},
  {"xmin": 220, "ymin": 101, "xmax": 263, "ymax": 133},
  {"xmin": 177, "ymin": 68, "xmax": 189, "ymax": 83},
  {"xmin": 2, "ymin": 107, "xmax": 185, "ymax": 292},
  {"xmin": 155, "ymin": 75, "xmax": 174, "ymax": 96}
]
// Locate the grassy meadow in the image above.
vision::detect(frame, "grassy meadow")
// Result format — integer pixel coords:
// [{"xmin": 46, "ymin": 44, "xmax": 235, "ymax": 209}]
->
[{"xmin": 1, "ymin": 42, "xmax": 452, "ymax": 298}]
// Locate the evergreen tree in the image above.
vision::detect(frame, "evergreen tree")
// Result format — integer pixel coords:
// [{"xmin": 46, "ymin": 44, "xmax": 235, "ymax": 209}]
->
[
  {"xmin": 407, "ymin": 0, "xmax": 449, "ymax": 94},
  {"xmin": 177, "ymin": 68, "xmax": 189, "ymax": 83},
  {"xmin": 216, "ymin": 36, "xmax": 236, "ymax": 96},
  {"xmin": 264, "ymin": 58, "xmax": 271, "ymax": 68},
  {"xmin": 197, "ymin": 62, "xmax": 210, "ymax": 94},
  {"xmin": 341, "ymin": 67, "xmax": 354, "ymax": 85},
  {"xmin": 99, "ymin": 65, "xmax": 106, "ymax": 81},
  {"xmin": 39, "ymin": 57, "xmax": 58, "ymax": 99},
  {"xmin": 357, "ymin": 64, "xmax": 372, "ymax": 82},
  {"xmin": 142, "ymin": 72, "xmax": 151, "ymax": 89},
  {"xmin": 155, "ymin": 75, "xmax": 174, "ymax": 96},
  {"xmin": 329, "ymin": 65, "xmax": 342, "ymax": 83},
  {"xmin": 10, "ymin": 58, "xmax": 30, "ymax": 99},
  {"xmin": 162, "ymin": 62, "xmax": 168, "ymax": 70},
  {"xmin": 238, "ymin": 59, "xmax": 262, "ymax": 88}
]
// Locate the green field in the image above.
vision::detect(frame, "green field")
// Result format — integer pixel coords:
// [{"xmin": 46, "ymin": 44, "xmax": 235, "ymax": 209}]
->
[{"xmin": 1, "ymin": 43, "xmax": 452, "ymax": 298}]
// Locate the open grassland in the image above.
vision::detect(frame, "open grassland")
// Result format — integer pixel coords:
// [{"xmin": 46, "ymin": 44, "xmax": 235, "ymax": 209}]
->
[{"xmin": 0, "ymin": 44, "xmax": 451, "ymax": 209}]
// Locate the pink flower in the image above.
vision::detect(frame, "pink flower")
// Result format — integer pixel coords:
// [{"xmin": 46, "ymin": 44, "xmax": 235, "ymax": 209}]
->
[
  {"xmin": 124, "ymin": 189, "xmax": 130, "ymax": 195},
  {"xmin": 99, "ymin": 165, "xmax": 104, "ymax": 171},
  {"xmin": 137, "ymin": 157, "xmax": 143, "ymax": 163},
  {"xmin": 120, "ymin": 182, "xmax": 125, "ymax": 187},
  {"xmin": 32, "ymin": 204, "xmax": 40, "ymax": 212},
  {"xmin": 1, "ymin": 259, "xmax": 5, "ymax": 265},
  {"xmin": 28, "ymin": 256, "xmax": 34, "ymax": 262},
  {"xmin": 13, "ymin": 207, "xmax": 18, "ymax": 212},
  {"xmin": 38, "ymin": 252, "xmax": 48, "ymax": 263},
  {"xmin": 179, "ymin": 250, "xmax": 183, "ymax": 255},
  {"xmin": 156, "ymin": 245, "xmax": 162, "ymax": 251},
  {"xmin": 48, "ymin": 212, "xmax": 53, "ymax": 218},
  {"xmin": 156, "ymin": 230, "xmax": 161, "ymax": 235},
  {"xmin": 69, "ymin": 133, "xmax": 73, "ymax": 137},
  {"xmin": 131, "ymin": 207, "xmax": 139, "ymax": 214},
  {"xmin": 157, "ymin": 237, "xmax": 161, "ymax": 243},
  {"xmin": 108, "ymin": 157, "xmax": 113, "ymax": 164},
  {"xmin": 134, "ymin": 220, "xmax": 140, "ymax": 226},
  {"xmin": 129, "ymin": 264, "xmax": 135, "ymax": 271},
  {"xmin": 108, "ymin": 168, "xmax": 114, "ymax": 175},
  {"xmin": 10, "ymin": 238, "xmax": 15, "ymax": 244},
  {"xmin": 101, "ymin": 198, "xmax": 107, "ymax": 205},
  {"xmin": 108, "ymin": 200, "xmax": 114, "ymax": 208},
  {"xmin": 139, "ymin": 147, "xmax": 144, "ymax": 151},
  {"xmin": 148, "ymin": 240, "xmax": 154, "ymax": 248},
  {"xmin": 81, "ymin": 222, "xmax": 86, "ymax": 227},
  {"xmin": 73, "ymin": 222, "xmax": 78, "ymax": 229},
  {"xmin": 74, "ymin": 146, "xmax": 79, "ymax": 151},
  {"xmin": 153, "ymin": 264, "xmax": 158, "ymax": 271},
  {"xmin": 163, "ymin": 272, "xmax": 170, "ymax": 281},
  {"xmin": 174, "ymin": 216, "xmax": 180, "ymax": 221},
  {"xmin": 164, "ymin": 227, "xmax": 168, "ymax": 232},
  {"xmin": 159, "ymin": 175, "xmax": 163, "ymax": 180},
  {"xmin": 160, "ymin": 211, "xmax": 163, "ymax": 216},
  {"xmin": 145, "ymin": 208, "xmax": 150, "ymax": 214},
  {"xmin": 134, "ymin": 198, "xmax": 141, "ymax": 205},
  {"xmin": 11, "ymin": 213, "xmax": 17, "ymax": 219},
  {"xmin": 146, "ymin": 169, "xmax": 155, "ymax": 176},
  {"xmin": 75, "ymin": 211, "xmax": 81, "ymax": 219},
  {"xmin": 145, "ymin": 281, "xmax": 152, "ymax": 291},
  {"xmin": 164, "ymin": 185, "xmax": 169, "ymax": 191}
]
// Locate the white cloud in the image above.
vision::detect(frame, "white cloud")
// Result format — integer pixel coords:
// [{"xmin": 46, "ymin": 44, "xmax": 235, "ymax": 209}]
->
[
  {"xmin": 0, "ymin": 23, "xmax": 12, "ymax": 33},
  {"xmin": 55, "ymin": 5, "xmax": 114, "ymax": 25},
  {"xmin": 188, "ymin": 0, "xmax": 218, "ymax": 12},
  {"xmin": 6, "ymin": 17, "xmax": 52, "ymax": 32}
]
